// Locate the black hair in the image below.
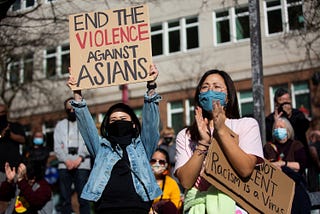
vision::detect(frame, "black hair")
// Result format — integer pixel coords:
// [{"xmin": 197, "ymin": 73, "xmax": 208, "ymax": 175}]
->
[
  {"xmin": 26, "ymin": 160, "xmax": 46, "ymax": 181},
  {"xmin": 31, "ymin": 131, "xmax": 46, "ymax": 143},
  {"xmin": 154, "ymin": 148, "xmax": 170, "ymax": 166},
  {"xmin": 64, "ymin": 97, "xmax": 73, "ymax": 110},
  {"xmin": 274, "ymin": 88, "xmax": 290, "ymax": 103},
  {"xmin": 188, "ymin": 69, "xmax": 240, "ymax": 141},
  {"xmin": 101, "ymin": 103, "xmax": 141, "ymax": 139}
]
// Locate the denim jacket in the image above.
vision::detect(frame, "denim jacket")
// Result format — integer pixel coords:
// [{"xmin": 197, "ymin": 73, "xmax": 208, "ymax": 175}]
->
[{"xmin": 71, "ymin": 92, "xmax": 162, "ymax": 202}]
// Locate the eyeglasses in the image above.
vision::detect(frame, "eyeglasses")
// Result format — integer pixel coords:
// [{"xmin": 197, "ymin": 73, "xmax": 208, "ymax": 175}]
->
[
  {"xmin": 150, "ymin": 159, "xmax": 167, "ymax": 166},
  {"xmin": 200, "ymin": 83, "xmax": 226, "ymax": 92}
]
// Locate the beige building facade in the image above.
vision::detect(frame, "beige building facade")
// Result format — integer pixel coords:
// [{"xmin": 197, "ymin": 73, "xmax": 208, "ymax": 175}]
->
[{"xmin": 2, "ymin": 0, "xmax": 319, "ymax": 150}]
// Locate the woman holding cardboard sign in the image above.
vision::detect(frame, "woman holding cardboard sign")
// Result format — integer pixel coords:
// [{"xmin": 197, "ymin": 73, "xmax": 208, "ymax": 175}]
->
[
  {"xmin": 174, "ymin": 69, "xmax": 264, "ymax": 213},
  {"xmin": 67, "ymin": 64, "xmax": 162, "ymax": 214}
]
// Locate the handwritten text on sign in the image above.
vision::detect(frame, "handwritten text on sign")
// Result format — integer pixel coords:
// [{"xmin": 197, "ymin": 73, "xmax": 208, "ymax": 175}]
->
[
  {"xmin": 202, "ymin": 142, "xmax": 295, "ymax": 214},
  {"xmin": 69, "ymin": 5, "xmax": 153, "ymax": 90}
]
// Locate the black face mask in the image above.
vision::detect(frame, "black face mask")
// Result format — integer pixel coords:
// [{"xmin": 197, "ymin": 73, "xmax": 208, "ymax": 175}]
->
[
  {"xmin": 106, "ymin": 120, "xmax": 135, "ymax": 146},
  {"xmin": 0, "ymin": 114, "xmax": 8, "ymax": 131},
  {"xmin": 163, "ymin": 137, "xmax": 173, "ymax": 145},
  {"xmin": 66, "ymin": 110, "xmax": 76, "ymax": 122}
]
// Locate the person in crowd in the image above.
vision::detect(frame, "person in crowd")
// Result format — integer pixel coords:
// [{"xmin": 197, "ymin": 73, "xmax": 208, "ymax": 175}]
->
[
  {"xmin": 67, "ymin": 64, "xmax": 162, "ymax": 214},
  {"xmin": 265, "ymin": 88, "xmax": 310, "ymax": 157},
  {"xmin": 0, "ymin": 161, "xmax": 53, "ymax": 214},
  {"xmin": 158, "ymin": 127, "xmax": 176, "ymax": 173},
  {"xmin": 263, "ymin": 117, "xmax": 310, "ymax": 213},
  {"xmin": 24, "ymin": 131, "xmax": 50, "ymax": 171},
  {"xmin": 264, "ymin": 117, "xmax": 308, "ymax": 173},
  {"xmin": 307, "ymin": 117, "xmax": 320, "ymax": 191},
  {"xmin": 53, "ymin": 97, "xmax": 91, "ymax": 214},
  {"xmin": 150, "ymin": 148, "xmax": 181, "ymax": 214},
  {"xmin": 174, "ymin": 69, "xmax": 264, "ymax": 213},
  {"xmin": 0, "ymin": 104, "xmax": 26, "ymax": 214}
]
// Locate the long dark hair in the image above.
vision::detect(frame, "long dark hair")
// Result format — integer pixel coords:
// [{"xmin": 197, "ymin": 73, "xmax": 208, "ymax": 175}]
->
[{"xmin": 188, "ymin": 69, "xmax": 240, "ymax": 141}]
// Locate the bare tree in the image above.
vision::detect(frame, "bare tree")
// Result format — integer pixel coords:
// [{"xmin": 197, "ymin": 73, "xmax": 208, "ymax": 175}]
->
[
  {"xmin": 0, "ymin": 0, "xmax": 114, "ymax": 116},
  {"xmin": 0, "ymin": 2, "xmax": 65, "ymax": 114},
  {"xmin": 279, "ymin": 0, "xmax": 320, "ymax": 68},
  {"xmin": 276, "ymin": 0, "xmax": 320, "ymax": 117},
  {"xmin": 0, "ymin": 0, "xmax": 15, "ymax": 20},
  {"xmin": 1, "ymin": 0, "xmax": 168, "ymax": 115}
]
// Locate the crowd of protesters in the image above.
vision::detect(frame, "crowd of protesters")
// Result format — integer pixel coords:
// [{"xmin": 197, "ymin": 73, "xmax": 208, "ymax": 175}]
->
[{"xmin": 1, "ymin": 68, "xmax": 320, "ymax": 214}]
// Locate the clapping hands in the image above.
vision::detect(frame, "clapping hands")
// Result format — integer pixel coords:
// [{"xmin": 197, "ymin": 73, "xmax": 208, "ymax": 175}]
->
[{"xmin": 5, "ymin": 162, "xmax": 27, "ymax": 183}]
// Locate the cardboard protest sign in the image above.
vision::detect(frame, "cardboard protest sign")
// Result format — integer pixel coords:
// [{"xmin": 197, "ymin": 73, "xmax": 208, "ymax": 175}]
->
[
  {"xmin": 69, "ymin": 4, "xmax": 153, "ymax": 90},
  {"xmin": 201, "ymin": 140, "xmax": 295, "ymax": 214}
]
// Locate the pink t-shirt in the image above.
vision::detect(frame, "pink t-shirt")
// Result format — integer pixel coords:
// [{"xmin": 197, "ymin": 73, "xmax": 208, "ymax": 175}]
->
[{"xmin": 174, "ymin": 117, "xmax": 264, "ymax": 191}]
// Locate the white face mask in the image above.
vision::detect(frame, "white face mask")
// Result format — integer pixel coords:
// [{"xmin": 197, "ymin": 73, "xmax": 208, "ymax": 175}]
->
[{"xmin": 151, "ymin": 162, "xmax": 167, "ymax": 175}]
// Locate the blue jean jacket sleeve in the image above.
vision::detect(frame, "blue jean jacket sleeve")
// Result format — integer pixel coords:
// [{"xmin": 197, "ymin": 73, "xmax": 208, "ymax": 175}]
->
[
  {"xmin": 141, "ymin": 92, "xmax": 161, "ymax": 159},
  {"xmin": 71, "ymin": 99, "xmax": 100, "ymax": 158}
]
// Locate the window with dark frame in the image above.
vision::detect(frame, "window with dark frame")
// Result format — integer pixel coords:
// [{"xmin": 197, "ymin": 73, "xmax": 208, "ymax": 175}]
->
[
  {"xmin": 235, "ymin": 6, "xmax": 250, "ymax": 40},
  {"xmin": 216, "ymin": 10, "xmax": 230, "ymax": 44},
  {"xmin": 45, "ymin": 48, "xmax": 57, "ymax": 78}
]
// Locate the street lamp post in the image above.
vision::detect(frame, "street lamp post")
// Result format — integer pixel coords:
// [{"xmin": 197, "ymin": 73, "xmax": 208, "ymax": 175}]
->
[{"xmin": 249, "ymin": 0, "xmax": 266, "ymax": 145}]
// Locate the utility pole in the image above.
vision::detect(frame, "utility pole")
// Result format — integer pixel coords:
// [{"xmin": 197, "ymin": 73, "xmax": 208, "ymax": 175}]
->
[{"xmin": 249, "ymin": 0, "xmax": 266, "ymax": 145}]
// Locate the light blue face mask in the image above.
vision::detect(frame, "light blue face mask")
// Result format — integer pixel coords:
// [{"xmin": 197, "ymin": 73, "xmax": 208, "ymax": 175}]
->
[
  {"xmin": 273, "ymin": 128, "xmax": 288, "ymax": 141},
  {"xmin": 33, "ymin": 137, "xmax": 44, "ymax": 145},
  {"xmin": 198, "ymin": 90, "xmax": 227, "ymax": 112}
]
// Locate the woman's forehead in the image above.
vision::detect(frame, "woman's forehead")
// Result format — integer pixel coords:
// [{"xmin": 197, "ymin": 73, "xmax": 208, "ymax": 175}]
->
[
  {"xmin": 34, "ymin": 132, "xmax": 43, "ymax": 137},
  {"xmin": 110, "ymin": 111, "xmax": 131, "ymax": 118},
  {"xmin": 275, "ymin": 120, "xmax": 285, "ymax": 127},
  {"xmin": 204, "ymin": 74, "xmax": 225, "ymax": 84},
  {"xmin": 152, "ymin": 151, "xmax": 166, "ymax": 159}
]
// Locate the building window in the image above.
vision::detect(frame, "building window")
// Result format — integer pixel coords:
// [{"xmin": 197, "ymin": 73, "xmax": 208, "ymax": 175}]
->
[
  {"xmin": 235, "ymin": 6, "xmax": 250, "ymax": 40},
  {"xmin": 264, "ymin": 0, "xmax": 304, "ymax": 35},
  {"xmin": 167, "ymin": 101, "xmax": 184, "ymax": 134},
  {"xmin": 44, "ymin": 44, "xmax": 70, "ymax": 78},
  {"xmin": 265, "ymin": 0, "xmax": 283, "ymax": 34},
  {"xmin": 215, "ymin": 10, "xmax": 231, "ymax": 44},
  {"xmin": 168, "ymin": 20, "xmax": 180, "ymax": 53},
  {"xmin": 151, "ymin": 16, "xmax": 199, "ymax": 56},
  {"xmin": 151, "ymin": 25, "xmax": 163, "ymax": 56},
  {"xmin": 186, "ymin": 17, "xmax": 199, "ymax": 50},
  {"xmin": 185, "ymin": 99, "xmax": 194, "ymax": 126},
  {"xmin": 287, "ymin": 0, "xmax": 304, "ymax": 31},
  {"xmin": 23, "ymin": 53, "xmax": 33, "ymax": 82},
  {"xmin": 238, "ymin": 90, "xmax": 254, "ymax": 117},
  {"xmin": 12, "ymin": 0, "xmax": 21, "ymax": 11},
  {"xmin": 214, "ymin": 5, "xmax": 249, "ymax": 45},
  {"xmin": 61, "ymin": 44, "xmax": 70, "ymax": 75},
  {"xmin": 291, "ymin": 81, "xmax": 310, "ymax": 116},
  {"xmin": 8, "ymin": 54, "xmax": 34, "ymax": 85},
  {"xmin": 8, "ymin": 58, "xmax": 21, "ymax": 85},
  {"xmin": 11, "ymin": 0, "xmax": 36, "ymax": 11},
  {"xmin": 167, "ymin": 99, "xmax": 194, "ymax": 134},
  {"xmin": 26, "ymin": 0, "xmax": 35, "ymax": 8},
  {"xmin": 45, "ymin": 48, "xmax": 56, "ymax": 78}
]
